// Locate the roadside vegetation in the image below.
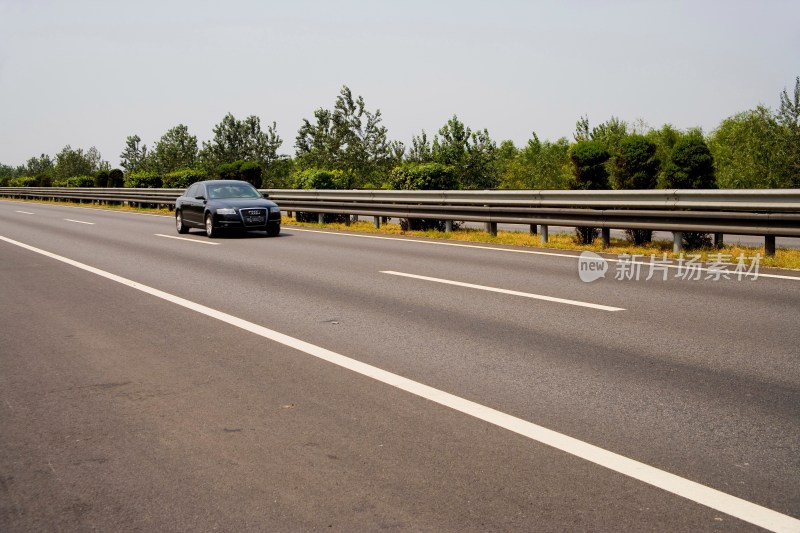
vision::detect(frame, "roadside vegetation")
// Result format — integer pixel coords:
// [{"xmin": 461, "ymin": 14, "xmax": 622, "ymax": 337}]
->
[{"xmin": 2, "ymin": 77, "xmax": 798, "ymax": 264}]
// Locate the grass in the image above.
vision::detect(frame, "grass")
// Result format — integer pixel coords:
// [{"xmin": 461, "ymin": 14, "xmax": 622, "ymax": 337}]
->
[
  {"xmin": 5, "ymin": 197, "xmax": 799, "ymax": 270},
  {"xmin": 281, "ymin": 216, "xmax": 800, "ymax": 271}
]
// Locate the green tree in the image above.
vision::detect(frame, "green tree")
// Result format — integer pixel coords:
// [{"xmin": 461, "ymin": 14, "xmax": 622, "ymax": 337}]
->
[
  {"xmin": 661, "ymin": 132, "xmax": 716, "ymax": 189},
  {"xmin": 407, "ymin": 131, "xmax": 433, "ymax": 163},
  {"xmin": 200, "ymin": 113, "xmax": 283, "ymax": 171},
  {"xmin": 262, "ymin": 157, "xmax": 295, "ymax": 188},
  {"xmin": 295, "ymin": 86, "xmax": 400, "ymax": 187},
  {"xmin": 151, "ymin": 124, "xmax": 198, "ymax": 173},
  {"xmin": 499, "ymin": 133, "xmax": 572, "ymax": 189},
  {"xmin": 25, "ymin": 154, "xmax": 54, "ymax": 177},
  {"xmin": 0, "ymin": 163, "xmax": 16, "ymax": 180},
  {"xmin": 429, "ymin": 115, "xmax": 499, "ymax": 189},
  {"xmin": 777, "ymin": 76, "xmax": 800, "ymax": 185},
  {"xmin": 120, "ymin": 135, "xmax": 148, "ymax": 174},
  {"xmin": 709, "ymin": 106, "xmax": 790, "ymax": 188},
  {"xmin": 216, "ymin": 160, "xmax": 262, "ymax": 187},
  {"xmin": 54, "ymin": 145, "xmax": 103, "ymax": 182}
]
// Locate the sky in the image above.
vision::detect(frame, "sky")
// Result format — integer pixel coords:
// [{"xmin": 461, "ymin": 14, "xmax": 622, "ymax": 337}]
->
[{"xmin": 1, "ymin": 0, "xmax": 798, "ymax": 168}]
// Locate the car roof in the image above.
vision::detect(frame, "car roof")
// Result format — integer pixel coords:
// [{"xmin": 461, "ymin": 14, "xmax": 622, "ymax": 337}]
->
[{"xmin": 198, "ymin": 180, "xmax": 254, "ymax": 186}]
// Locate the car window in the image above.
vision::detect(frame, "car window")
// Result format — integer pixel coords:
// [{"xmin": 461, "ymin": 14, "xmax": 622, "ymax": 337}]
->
[
  {"xmin": 207, "ymin": 183, "xmax": 260, "ymax": 199},
  {"xmin": 185, "ymin": 183, "xmax": 198, "ymax": 198}
]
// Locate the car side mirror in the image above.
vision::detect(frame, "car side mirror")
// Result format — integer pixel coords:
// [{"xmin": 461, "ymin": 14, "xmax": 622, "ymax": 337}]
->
[
  {"xmin": 196, "ymin": 195, "xmax": 206, "ymax": 201},
  {"xmin": 262, "ymin": 192, "xmax": 270, "ymax": 199}
]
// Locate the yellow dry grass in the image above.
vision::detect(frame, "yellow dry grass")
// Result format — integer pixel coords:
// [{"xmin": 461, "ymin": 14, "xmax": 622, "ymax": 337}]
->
[{"xmin": 282, "ymin": 216, "xmax": 800, "ymax": 270}]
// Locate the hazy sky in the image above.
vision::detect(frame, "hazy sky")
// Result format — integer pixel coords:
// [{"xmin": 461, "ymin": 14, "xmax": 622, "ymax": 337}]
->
[{"xmin": 1, "ymin": 0, "xmax": 798, "ymax": 168}]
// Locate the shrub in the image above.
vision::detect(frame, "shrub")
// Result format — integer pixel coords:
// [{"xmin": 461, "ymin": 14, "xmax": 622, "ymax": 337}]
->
[
  {"xmin": 292, "ymin": 168, "xmax": 353, "ymax": 190},
  {"xmin": 682, "ymin": 232, "xmax": 713, "ymax": 249},
  {"xmin": 661, "ymin": 133, "xmax": 717, "ymax": 248},
  {"xmin": 0, "ymin": 176, "xmax": 8, "ymax": 186},
  {"xmin": 108, "ymin": 168, "xmax": 124, "ymax": 187},
  {"xmin": 163, "ymin": 168, "xmax": 208, "ymax": 189},
  {"xmin": 124, "ymin": 171, "xmax": 162, "ymax": 188},
  {"xmin": 8, "ymin": 176, "xmax": 38, "ymax": 187},
  {"xmin": 94, "ymin": 169, "xmax": 110, "ymax": 187},
  {"xmin": 613, "ymin": 135, "xmax": 660, "ymax": 244},
  {"xmin": 216, "ymin": 160, "xmax": 262, "ymax": 187},
  {"xmin": 388, "ymin": 162, "xmax": 458, "ymax": 190},
  {"xmin": 569, "ymin": 141, "xmax": 609, "ymax": 243},
  {"xmin": 61, "ymin": 175, "xmax": 95, "ymax": 187},
  {"xmin": 661, "ymin": 133, "xmax": 716, "ymax": 189},
  {"xmin": 389, "ymin": 163, "xmax": 459, "ymax": 231},
  {"xmin": 291, "ymin": 168, "xmax": 352, "ymax": 223}
]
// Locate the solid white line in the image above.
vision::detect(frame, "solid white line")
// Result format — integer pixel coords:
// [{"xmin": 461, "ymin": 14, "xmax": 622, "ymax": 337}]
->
[
  {"xmin": 154, "ymin": 233, "xmax": 220, "ymax": 245},
  {"xmin": 0, "ymin": 234, "xmax": 796, "ymax": 532},
  {"xmin": 64, "ymin": 218, "xmax": 95, "ymax": 225},
  {"xmin": 285, "ymin": 227, "xmax": 800, "ymax": 282},
  {"xmin": 15, "ymin": 210, "xmax": 34, "ymax": 215},
  {"xmin": 382, "ymin": 271, "xmax": 625, "ymax": 312}
]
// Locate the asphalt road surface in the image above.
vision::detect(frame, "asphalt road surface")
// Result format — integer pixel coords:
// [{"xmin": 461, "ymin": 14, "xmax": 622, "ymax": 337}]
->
[{"xmin": 1, "ymin": 200, "xmax": 798, "ymax": 532}]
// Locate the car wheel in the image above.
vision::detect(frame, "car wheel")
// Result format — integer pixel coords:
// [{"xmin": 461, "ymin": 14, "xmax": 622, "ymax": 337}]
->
[
  {"xmin": 266, "ymin": 222, "xmax": 280, "ymax": 237},
  {"xmin": 176, "ymin": 210, "xmax": 189, "ymax": 234},
  {"xmin": 205, "ymin": 214, "xmax": 216, "ymax": 238}
]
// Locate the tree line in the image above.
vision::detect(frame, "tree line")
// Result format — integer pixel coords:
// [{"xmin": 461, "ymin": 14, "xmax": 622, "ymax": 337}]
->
[{"xmin": 1, "ymin": 78, "xmax": 798, "ymax": 193}]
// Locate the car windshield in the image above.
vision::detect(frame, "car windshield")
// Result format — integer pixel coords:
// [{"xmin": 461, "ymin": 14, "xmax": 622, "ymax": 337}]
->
[{"xmin": 207, "ymin": 183, "xmax": 260, "ymax": 199}]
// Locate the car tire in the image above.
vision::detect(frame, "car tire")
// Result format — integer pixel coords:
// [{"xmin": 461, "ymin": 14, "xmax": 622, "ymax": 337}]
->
[
  {"xmin": 205, "ymin": 214, "xmax": 217, "ymax": 238},
  {"xmin": 266, "ymin": 222, "xmax": 280, "ymax": 237},
  {"xmin": 176, "ymin": 210, "xmax": 189, "ymax": 234}
]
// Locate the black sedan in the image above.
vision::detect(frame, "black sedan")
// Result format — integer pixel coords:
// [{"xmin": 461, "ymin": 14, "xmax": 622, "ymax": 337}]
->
[{"xmin": 175, "ymin": 180, "xmax": 281, "ymax": 237}]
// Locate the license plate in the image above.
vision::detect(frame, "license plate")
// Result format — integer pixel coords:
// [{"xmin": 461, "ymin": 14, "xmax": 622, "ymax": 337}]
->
[{"xmin": 246, "ymin": 216, "xmax": 265, "ymax": 224}]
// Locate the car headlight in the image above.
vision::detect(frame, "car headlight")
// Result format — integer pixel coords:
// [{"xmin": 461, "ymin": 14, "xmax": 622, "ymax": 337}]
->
[
  {"xmin": 216, "ymin": 208, "xmax": 237, "ymax": 215},
  {"xmin": 269, "ymin": 206, "xmax": 281, "ymax": 214}
]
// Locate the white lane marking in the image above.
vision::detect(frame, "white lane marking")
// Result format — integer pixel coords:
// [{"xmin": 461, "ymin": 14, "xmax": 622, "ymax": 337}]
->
[
  {"xmin": 15, "ymin": 210, "xmax": 34, "ymax": 215},
  {"xmin": 285, "ymin": 227, "xmax": 800, "ymax": 282},
  {"xmin": 0, "ymin": 234, "xmax": 795, "ymax": 533},
  {"xmin": 64, "ymin": 219, "xmax": 95, "ymax": 225},
  {"xmin": 382, "ymin": 271, "xmax": 625, "ymax": 312},
  {"xmin": 154, "ymin": 234, "xmax": 220, "ymax": 245}
]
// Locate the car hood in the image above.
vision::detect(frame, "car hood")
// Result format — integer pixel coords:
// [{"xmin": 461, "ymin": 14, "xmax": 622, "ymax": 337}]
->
[{"xmin": 208, "ymin": 198, "xmax": 278, "ymax": 209}]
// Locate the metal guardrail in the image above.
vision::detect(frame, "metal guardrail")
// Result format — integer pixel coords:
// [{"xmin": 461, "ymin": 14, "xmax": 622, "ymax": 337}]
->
[{"xmin": 2, "ymin": 187, "xmax": 799, "ymax": 254}]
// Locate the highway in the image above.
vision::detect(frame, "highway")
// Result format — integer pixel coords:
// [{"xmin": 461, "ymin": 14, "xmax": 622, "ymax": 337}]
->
[{"xmin": 0, "ymin": 199, "xmax": 798, "ymax": 532}]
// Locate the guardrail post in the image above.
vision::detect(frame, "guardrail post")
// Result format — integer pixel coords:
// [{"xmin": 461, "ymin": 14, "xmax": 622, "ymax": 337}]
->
[
  {"xmin": 373, "ymin": 216, "xmax": 381, "ymax": 229},
  {"xmin": 445, "ymin": 220, "xmax": 453, "ymax": 232},
  {"xmin": 541, "ymin": 225, "xmax": 549, "ymax": 243},
  {"xmin": 673, "ymin": 232, "xmax": 683, "ymax": 253},
  {"xmin": 765, "ymin": 235, "xmax": 776, "ymax": 256},
  {"xmin": 318, "ymin": 213, "xmax": 324, "ymax": 224},
  {"xmin": 487, "ymin": 222, "xmax": 497, "ymax": 236},
  {"xmin": 529, "ymin": 224, "xmax": 537, "ymax": 235},
  {"xmin": 601, "ymin": 228, "xmax": 611, "ymax": 248},
  {"xmin": 344, "ymin": 215, "xmax": 350, "ymax": 227},
  {"xmin": 714, "ymin": 233, "xmax": 724, "ymax": 248},
  {"xmin": 287, "ymin": 210, "xmax": 292, "ymax": 218}
]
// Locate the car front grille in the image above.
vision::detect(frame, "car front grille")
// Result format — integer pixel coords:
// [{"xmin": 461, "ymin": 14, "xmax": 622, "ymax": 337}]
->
[{"xmin": 240, "ymin": 208, "xmax": 267, "ymax": 227}]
